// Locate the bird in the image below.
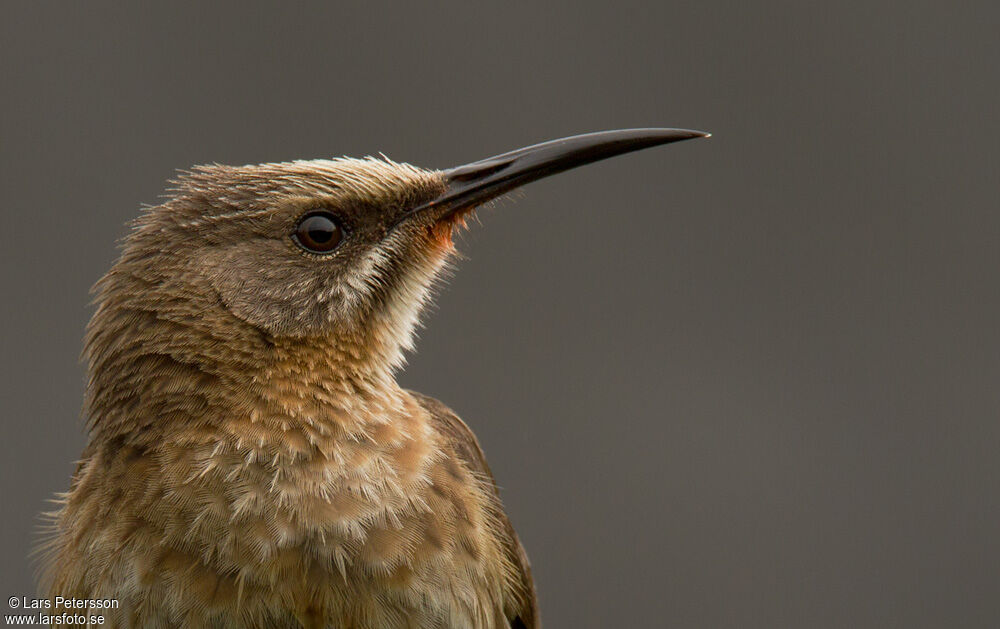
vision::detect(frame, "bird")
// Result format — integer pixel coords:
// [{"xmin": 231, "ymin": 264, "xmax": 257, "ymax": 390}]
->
[{"xmin": 38, "ymin": 128, "xmax": 708, "ymax": 628}]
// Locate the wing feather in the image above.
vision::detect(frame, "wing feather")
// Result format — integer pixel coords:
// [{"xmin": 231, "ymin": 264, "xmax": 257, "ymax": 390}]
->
[{"xmin": 409, "ymin": 391, "xmax": 539, "ymax": 629}]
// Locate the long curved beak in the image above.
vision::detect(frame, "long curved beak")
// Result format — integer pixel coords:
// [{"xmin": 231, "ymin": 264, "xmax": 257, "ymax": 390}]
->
[{"xmin": 397, "ymin": 128, "xmax": 709, "ymax": 226}]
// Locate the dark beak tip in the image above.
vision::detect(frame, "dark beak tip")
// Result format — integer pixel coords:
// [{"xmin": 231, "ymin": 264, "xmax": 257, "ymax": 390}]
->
[{"xmin": 674, "ymin": 128, "xmax": 711, "ymax": 140}]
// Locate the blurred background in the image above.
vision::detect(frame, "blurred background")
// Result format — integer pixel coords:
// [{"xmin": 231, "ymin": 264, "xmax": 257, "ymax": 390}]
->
[{"xmin": 2, "ymin": 2, "xmax": 998, "ymax": 627}]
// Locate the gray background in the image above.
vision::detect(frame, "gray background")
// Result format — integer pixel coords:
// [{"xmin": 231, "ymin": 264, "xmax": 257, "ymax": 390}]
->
[{"xmin": 2, "ymin": 2, "xmax": 998, "ymax": 627}]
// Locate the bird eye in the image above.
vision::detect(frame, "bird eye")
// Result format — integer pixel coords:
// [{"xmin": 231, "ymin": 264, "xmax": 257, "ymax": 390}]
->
[{"xmin": 292, "ymin": 212, "xmax": 344, "ymax": 254}]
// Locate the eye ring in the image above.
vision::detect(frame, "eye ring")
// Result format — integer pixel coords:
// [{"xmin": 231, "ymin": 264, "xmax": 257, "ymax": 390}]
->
[{"xmin": 292, "ymin": 211, "xmax": 344, "ymax": 254}]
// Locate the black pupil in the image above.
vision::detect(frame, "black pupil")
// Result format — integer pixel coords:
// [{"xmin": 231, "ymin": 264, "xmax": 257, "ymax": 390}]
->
[{"xmin": 296, "ymin": 213, "xmax": 342, "ymax": 252}]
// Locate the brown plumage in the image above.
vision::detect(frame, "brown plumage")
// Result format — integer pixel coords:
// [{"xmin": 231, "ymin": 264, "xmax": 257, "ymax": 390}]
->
[{"xmin": 38, "ymin": 130, "xmax": 706, "ymax": 628}]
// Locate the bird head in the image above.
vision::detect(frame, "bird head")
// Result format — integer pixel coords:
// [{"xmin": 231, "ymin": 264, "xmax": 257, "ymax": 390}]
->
[{"xmin": 95, "ymin": 129, "xmax": 707, "ymax": 380}]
